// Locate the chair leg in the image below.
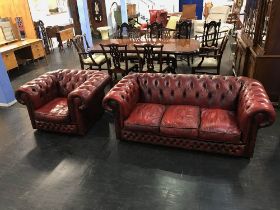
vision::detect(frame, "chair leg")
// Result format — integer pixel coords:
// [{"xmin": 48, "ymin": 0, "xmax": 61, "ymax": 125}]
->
[{"xmin": 191, "ymin": 67, "xmax": 196, "ymax": 74}]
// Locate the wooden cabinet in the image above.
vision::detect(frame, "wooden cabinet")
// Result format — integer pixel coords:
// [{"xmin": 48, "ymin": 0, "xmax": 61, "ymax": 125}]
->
[
  {"xmin": 234, "ymin": 0, "xmax": 280, "ymax": 104},
  {"xmin": 2, "ymin": 51, "xmax": 18, "ymax": 70}
]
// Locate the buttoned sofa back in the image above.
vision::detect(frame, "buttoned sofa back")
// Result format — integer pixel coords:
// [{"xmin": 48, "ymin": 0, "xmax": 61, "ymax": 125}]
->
[{"xmin": 136, "ymin": 74, "xmax": 242, "ymax": 111}]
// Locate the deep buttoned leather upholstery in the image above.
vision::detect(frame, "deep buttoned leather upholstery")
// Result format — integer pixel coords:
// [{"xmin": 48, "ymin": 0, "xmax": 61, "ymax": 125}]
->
[
  {"xmin": 103, "ymin": 73, "xmax": 276, "ymax": 157},
  {"xmin": 16, "ymin": 69, "xmax": 110, "ymax": 135},
  {"xmin": 160, "ymin": 105, "xmax": 200, "ymax": 139},
  {"xmin": 124, "ymin": 103, "xmax": 166, "ymax": 134},
  {"xmin": 199, "ymin": 108, "xmax": 241, "ymax": 143}
]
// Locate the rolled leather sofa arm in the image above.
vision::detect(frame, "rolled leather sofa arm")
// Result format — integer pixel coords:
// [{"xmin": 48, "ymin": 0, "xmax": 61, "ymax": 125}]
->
[
  {"xmin": 15, "ymin": 73, "xmax": 58, "ymax": 109},
  {"xmin": 103, "ymin": 75, "xmax": 140, "ymax": 119},
  {"xmin": 237, "ymin": 79, "xmax": 276, "ymax": 130},
  {"xmin": 68, "ymin": 72, "xmax": 110, "ymax": 110}
]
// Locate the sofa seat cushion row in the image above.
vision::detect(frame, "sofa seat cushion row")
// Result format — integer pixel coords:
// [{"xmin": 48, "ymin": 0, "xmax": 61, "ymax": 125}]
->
[{"xmin": 123, "ymin": 103, "xmax": 241, "ymax": 143}]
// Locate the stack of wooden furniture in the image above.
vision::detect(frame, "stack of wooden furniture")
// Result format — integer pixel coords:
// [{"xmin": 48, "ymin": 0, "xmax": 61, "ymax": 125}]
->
[{"xmin": 233, "ymin": 0, "xmax": 280, "ymax": 104}]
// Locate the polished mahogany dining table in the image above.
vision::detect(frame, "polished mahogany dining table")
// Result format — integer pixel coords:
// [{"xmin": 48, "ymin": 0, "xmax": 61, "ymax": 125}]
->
[{"xmin": 88, "ymin": 38, "xmax": 201, "ymax": 55}]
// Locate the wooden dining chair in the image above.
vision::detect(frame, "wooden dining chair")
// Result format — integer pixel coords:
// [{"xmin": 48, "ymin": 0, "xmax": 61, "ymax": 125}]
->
[
  {"xmin": 158, "ymin": 28, "xmax": 177, "ymax": 72},
  {"xmin": 71, "ymin": 34, "xmax": 107, "ymax": 70},
  {"xmin": 198, "ymin": 20, "xmax": 222, "ymax": 49},
  {"xmin": 146, "ymin": 22, "xmax": 163, "ymax": 39},
  {"xmin": 128, "ymin": 28, "xmax": 142, "ymax": 42},
  {"xmin": 100, "ymin": 43, "xmax": 132, "ymax": 85},
  {"xmin": 192, "ymin": 20, "xmax": 221, "ymax": 64},
  {"xmin": 175, "ymin": 20, "xmax": 192, "ymax": 39},
  {"xmin": 174, "ymin": 20, "xmax": 193, "ymax": 66},
  {"xmin": 134, "ymin": 43, "xmax": 165, "ymax": 73},
  {"xmin": 192, "ymin": 34, "xmax": 229, "ymax": 75}
]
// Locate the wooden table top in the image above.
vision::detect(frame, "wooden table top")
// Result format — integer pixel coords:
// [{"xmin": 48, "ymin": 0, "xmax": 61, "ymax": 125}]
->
[
  {"xmin": 0, "ymin": 39, "xmax": 42, "ymax": 53},
  {"xmin": 89, "ymin": 38, "xmax": 200, "ymax": 55}
]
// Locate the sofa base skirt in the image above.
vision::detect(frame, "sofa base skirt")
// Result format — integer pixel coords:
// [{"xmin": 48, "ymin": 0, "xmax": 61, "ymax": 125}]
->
[
  {"xmin": 121, "ymin": 130, "xmax": 247, "ymax": 157},
  {"xmin": 35, "ymin": 121, "xmax": 79, "ymax": 135}
]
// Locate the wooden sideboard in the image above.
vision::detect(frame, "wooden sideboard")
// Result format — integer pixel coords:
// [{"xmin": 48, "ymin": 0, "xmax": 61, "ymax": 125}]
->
[
  {"xmin": 0, "ymin": 39, "xmax": 46, "ymax": 71},
  {"xmin": 233, "ymin": 0, "xmax": 280, "ymax": 104}
]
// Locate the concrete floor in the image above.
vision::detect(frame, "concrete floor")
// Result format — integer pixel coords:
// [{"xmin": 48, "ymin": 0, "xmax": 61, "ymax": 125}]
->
[{"xmin": 0, "ymin": 44, "xmax": 279, "ymax": 210}]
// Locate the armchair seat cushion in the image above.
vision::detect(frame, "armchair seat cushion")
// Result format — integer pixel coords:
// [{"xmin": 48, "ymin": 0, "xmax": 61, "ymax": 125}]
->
[
  {"xmin": 83, "ymin": 54, "xmax": 106, "ymax": 65},
  {"xmin": 34, "ymin": 98, "xmax": 69, "ymax": 123},
  {"xmin": 124, "ymin": 103, "xmax": 166, "ymax": 134},
  {"xmin": 199, "ymin": 108, "xmax": 241, "ymax": 144},
  {"xmin": 160, "ymin": 105, "xmax": 200, "ymax": 138}
]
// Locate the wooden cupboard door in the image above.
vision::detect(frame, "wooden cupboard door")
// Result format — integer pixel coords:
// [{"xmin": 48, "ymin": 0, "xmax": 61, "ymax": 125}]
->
[
  {"xmin": 31, "ymin": 41, "xmax": 45, "ymax": 59},
  {"xmin": 2, "ymin": 51, "xmax": 18, "ymax": 70}
]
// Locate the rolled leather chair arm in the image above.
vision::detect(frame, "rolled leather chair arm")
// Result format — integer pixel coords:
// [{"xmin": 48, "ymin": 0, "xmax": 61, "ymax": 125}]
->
[
  {"xmin": 237, "ymin": 79, "xmax": 276, "ymax": 130},
  {"xmin": 15, "ymin": 73, "xmax": 58, "ymax": 109},
  {"xmin": 103, "ymin": 75, "xmax": 140, "ymax": 119},
  {"xmin": 68, "ymin": 72, "xmax": 110, "ymax": 110}
]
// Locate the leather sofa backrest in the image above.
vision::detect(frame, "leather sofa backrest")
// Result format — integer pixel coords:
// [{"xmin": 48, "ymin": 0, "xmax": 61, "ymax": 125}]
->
[
  {"xmin": 136, "ymin": 73, "xmax": 242, "ymax": 111},
  {"xmin": 56, "ymin": 69, "xmax": 97, "ymax": 96}
]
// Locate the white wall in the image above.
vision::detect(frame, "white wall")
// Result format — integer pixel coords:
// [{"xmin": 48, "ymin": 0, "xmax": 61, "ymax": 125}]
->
[{"xmin": 28, "ymin": 0, "xmax": 72, "ymax": 26}]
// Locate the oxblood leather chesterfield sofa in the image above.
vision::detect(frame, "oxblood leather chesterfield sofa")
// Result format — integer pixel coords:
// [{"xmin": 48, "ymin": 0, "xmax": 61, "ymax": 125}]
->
[
  {"xmin": 103, "ymin": 73, "xmax": 276, "ymax": 157},
  {"xmin": 16, "ymin": 69, "xmax": 110, "ymax": 135}
]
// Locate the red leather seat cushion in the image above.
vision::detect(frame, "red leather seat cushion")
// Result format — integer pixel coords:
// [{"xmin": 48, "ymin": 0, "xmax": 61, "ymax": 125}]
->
[
  {"xmin": 199, "ymin": 108, "xmax": 241, "ymax": 143},
  {"xmin": 124, "ymin": 103, "xmax": 166, "ymax": 134},
  {"xmin": 34, "ymin": 98, "xmax": 69, "ymax": 123},
  {"xmin": 160, "ymin": 105, "xmax": 200, "ymax": 138}
]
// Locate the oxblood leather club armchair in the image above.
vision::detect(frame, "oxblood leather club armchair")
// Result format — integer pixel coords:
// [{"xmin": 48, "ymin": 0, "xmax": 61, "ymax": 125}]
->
[
  {"xmin": 103, "ymin": 73, "xmax": 276, "ymax": 157},
  {"xmin": 16, "ymin": 69, "xmax": 110, "ymax": 135}
]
